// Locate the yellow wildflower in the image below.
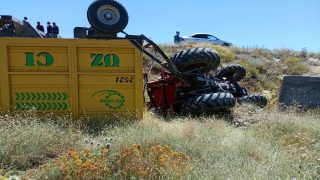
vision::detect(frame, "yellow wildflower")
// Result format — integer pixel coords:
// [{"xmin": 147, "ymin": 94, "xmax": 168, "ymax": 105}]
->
[
  {"xmin": 103, "ymin": 148, "xmax": 109, "ymax": 154},
  {"xmin": 139, "ymin": 170, "xmax": 148, "ymax": 178}
]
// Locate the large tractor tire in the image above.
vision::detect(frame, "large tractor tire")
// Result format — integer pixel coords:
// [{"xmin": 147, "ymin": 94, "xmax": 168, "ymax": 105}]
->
[
  {"xmin": 170, "ymin": 48, "xmax": 220, "ymax": 73},
  {"xmin": 216, "ymin": 64, "xmax": 246, "ymax": 81},
  {"xmin": 87, "ymin": 0, "xmax": 129, "ymax": 34},
  {"xmin": 181, "ymin": 92, "xmax": 236, "ymax": 115},
  {"xmin": 238, "ymin": 94, "xmax": 267, "ymax": 108}
]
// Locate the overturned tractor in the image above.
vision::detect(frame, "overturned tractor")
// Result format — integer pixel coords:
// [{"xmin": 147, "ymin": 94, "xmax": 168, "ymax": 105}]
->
[{"xmin": 145, "ymin": 48, "xmax": 267, "ymax": 116}]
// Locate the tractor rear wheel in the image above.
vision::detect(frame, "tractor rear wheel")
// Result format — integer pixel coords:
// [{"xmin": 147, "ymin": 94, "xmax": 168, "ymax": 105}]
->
[
  {"xmin": 181, "ymin": 92, "xmax": 235, "ymax": 115},
  {"xmin": 170, "ymin": 48, "xmax": 220, "ymax": 73},
  {"xmin": 216, "ymin": 64, "xmax": 246, "ymax": 81},
  {"xmin": 87, "ymin": 0, "xmax": 129, "ymax": 34},
  {"xmin": 238, "ymin": 94, "xmax": 267, "ymax": 108}
]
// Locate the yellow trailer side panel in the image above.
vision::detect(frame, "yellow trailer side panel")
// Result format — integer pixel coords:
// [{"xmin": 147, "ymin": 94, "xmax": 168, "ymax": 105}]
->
[
  {"xmin": 8, "ymin": 46, "xmax": 69, "ymax": 72},
  {"xmin": 78, "ymin": 88, "xmax": 135, "ymax": 115},
  {"xmin": 77, "ymin": 47, "xmax": 136, "ymax": 73},
  {"xmin": 0, "ymin": 37, "xmax": 143, "ymax": 120}
]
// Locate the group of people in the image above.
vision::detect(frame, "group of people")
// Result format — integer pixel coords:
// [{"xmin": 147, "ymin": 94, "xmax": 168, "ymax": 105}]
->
[
  {"xmin": 23, "ymin": 17, "xmax": 59, "ymax": 34},
  {"xmin": 36, "ymin": 21, "xmax": 59, "ymax": 34}
]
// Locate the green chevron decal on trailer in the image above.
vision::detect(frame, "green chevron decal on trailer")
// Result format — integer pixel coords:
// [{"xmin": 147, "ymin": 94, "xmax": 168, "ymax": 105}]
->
[
  {"xmin": 15, "ymin": 92, "xmax": 68, "ymax": 101},
  {"xmin": 15, "ymin": 92, "xmax": 68, "ymax": 111}
]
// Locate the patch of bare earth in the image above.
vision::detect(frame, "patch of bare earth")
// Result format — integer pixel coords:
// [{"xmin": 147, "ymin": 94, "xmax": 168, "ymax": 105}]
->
[
  {"xmin": 306, "ymin": 66, "xmax": 320, "ymax": 76},
  {"xmin": 304, "ymin": 57, "xmax": 320, "ymax": 76}
]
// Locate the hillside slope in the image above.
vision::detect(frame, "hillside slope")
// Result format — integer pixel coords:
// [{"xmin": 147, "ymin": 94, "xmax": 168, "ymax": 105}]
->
[{"xmin": 143, "ymin": 42, "xmax": 320, "ymax": 106}]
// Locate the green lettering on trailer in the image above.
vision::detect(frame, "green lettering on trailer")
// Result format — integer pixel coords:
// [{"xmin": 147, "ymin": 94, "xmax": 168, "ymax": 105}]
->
[
  {"xmin": 37, "ymin": 52, "xmax": 54, "ymax": 66},
  {"xmin": 25, "ymin": 52, "xmax": 35, "ymax": 66},
  {"xmin": 90, "ymin": 90, "xmax": 125, "ymax": 110},
  {"xmin": 90, "ymin": 54, "xmax": 104, "ymax": 66},
  {"xmin": 25, "ymin": 52, "xmax": 54, "ymax": 66},
  {"xmin": 91, "ymin": 54, "xmax": 120, "ymax": 67}
]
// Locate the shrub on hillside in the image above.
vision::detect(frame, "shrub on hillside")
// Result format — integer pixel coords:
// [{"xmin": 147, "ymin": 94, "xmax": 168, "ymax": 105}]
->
[
  {"xmin": 282, "ymin": 57, "xmax": 309, "ymax": 75},
  {"xmin": 29, "ymin": 142, "xmax": 192, "ymax": 180}
]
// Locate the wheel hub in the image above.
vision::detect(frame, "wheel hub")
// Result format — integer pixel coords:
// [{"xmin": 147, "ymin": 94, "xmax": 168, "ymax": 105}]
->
[
  {"xmin": 104, "ymin": 12, "xmax": 113, "ymax": 20},
  {"xmin": 97, "ymin": 5, "xmax": 120, "ymax": 25}
]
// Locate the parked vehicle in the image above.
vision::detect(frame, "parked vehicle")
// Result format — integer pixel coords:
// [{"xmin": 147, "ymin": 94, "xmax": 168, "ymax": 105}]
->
[{"xmin": 180, "ymin": 33, "xmax": 233, "ymax": 47}]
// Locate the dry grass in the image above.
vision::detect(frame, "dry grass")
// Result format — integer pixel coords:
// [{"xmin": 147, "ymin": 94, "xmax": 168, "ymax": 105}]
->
[{"xmin": 1, "ymin": 105, "xmax": 320, "ymax": 180}]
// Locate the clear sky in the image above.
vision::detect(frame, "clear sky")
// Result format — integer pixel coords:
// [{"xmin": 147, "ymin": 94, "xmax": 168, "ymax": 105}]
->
[{"xmin": 1, "ymin": 0, "xmax": 319, "ymax": 53}]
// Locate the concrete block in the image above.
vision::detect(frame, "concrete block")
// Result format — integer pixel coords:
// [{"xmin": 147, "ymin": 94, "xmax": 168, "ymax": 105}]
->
[{"xmin": 279, "ymin": 75, "xmax": 320, "ymax": 109}]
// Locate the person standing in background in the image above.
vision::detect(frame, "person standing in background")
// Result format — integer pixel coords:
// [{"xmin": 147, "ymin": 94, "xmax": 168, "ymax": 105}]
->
[
  {"xmin": 174, "ymin": 31, "xmax": 180, "ymax": 44},
  {"xmin": 52, "ymin": 22, "xmax": 59, "ymax": 34},
  {"xmin": 36, "ymin": 21, "xmax": 44, "ymax": 32},
  {"xmin": 47, "ymin": 22, "xmax": 52, "ymax": 34}
]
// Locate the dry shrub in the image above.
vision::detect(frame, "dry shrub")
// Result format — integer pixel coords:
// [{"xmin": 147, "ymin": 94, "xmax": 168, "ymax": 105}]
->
[
  {"xmin": 251, "ymin": 45, "xmax": 272, "ymax": 59},
  {"xmin": 30, "ymin": 143, "xmax": 192, "ymax": 180},
  {"xmin": 282, "ymin": 57, "xmax": 309, "ymax": 75},
  {"xmin": 211, "ymin": 45, "xmax": 235, "ymax": 63},
  {"xmin": 273, "ymin": 48, "xmax": 296, "ymax": 59}
]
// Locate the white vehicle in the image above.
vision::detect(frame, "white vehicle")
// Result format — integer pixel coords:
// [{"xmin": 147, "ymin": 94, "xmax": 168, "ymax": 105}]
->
[{"xmin": 180, "ymin": 33, "xmax": 233, "ymax": 47}]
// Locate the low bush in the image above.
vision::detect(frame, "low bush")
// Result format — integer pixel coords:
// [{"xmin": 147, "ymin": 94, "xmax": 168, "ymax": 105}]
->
[
  {"xmin": 29, "ymin": 143, "xmax": 192, "ymax": 180},
  {"xmin": 282, "ymin": 57, "xmax": 309, "ymax": 75}
]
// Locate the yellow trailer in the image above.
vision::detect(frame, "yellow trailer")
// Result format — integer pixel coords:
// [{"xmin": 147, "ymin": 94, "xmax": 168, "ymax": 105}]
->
[
  {"xmin": 0, "ymin": 0, "xmax": 180, "ymax": 120},
  {"xmin": 0, "ymin": 37, "xmax": 143, "ymax": 119}
]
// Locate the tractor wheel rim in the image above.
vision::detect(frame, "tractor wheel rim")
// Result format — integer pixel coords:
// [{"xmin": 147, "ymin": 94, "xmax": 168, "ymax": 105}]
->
[{"xmin": 97, "ymin": 5, "xmax": 120, "ymax": 25}]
